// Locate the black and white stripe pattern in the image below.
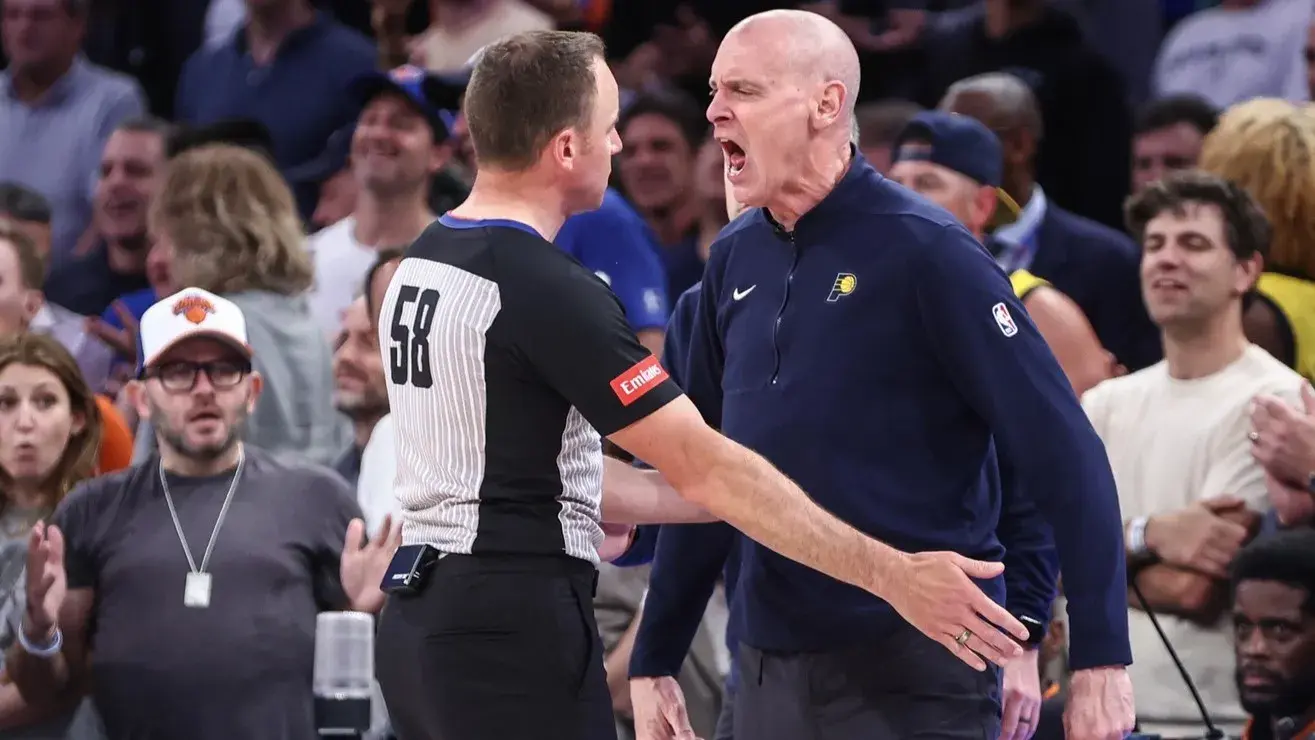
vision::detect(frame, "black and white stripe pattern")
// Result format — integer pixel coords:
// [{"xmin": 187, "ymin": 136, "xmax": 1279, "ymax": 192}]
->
[{"xmin": 382, "ymin": 257, "xmax": 606, "ymax": 563}]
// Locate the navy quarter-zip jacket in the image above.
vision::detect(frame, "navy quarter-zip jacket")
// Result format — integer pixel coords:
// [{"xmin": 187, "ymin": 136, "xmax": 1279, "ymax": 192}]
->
[{"xmin": 681, "ymin": 153, "xmax": 1132, "ymax": 670}]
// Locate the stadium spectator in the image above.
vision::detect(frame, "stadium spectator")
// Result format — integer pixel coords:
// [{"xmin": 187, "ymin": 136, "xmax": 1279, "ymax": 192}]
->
[
  {"xmin": 330, "ymin": 297, "xmax": 388, "ymax": 489},
  {"xmin": 1108, "ymin": 171, "xmax": 1302, "ymax": 737},
  {"xmin": 941, "ymin": 72, "xmax": 1162, "ymax": 372},
  {"xmin": 135, "ymin": 144, "xmax": 351, "ymax": 466},
  {"xmin": 354, "ymin": 248, "xmax": 404, "ymax": 533},
  {"xmin": 1230, "ymin": 530, "xmax": 1315, "ymax": 740},
  {"xmin": 307, "ymin": 65, "xmax": 455, "ymax": 338},
  {"xmin": 6, "ymin": 288, "xmax": 400, "ymax": 739},
  {"xmin": 298, "ymin": 127, "xmax": 356, "ymax": 233},
  {"xmin": 0, "ymin": 219, "xmax": 115, "ymax": 394},
  {"xmin": 616, "ymin": 90, "xmax": 709, "ymax": 300},
  {"xmin": 921, "ymin": 0, "xmax": 1133, "ymax": 229},
  {"xmin": 853, "ymin": 98, "xmax": 924, "ymax": 172},
  {"xmin": 0, "ymin": 0, "xmax": 146, "ymax": 265},
  {"xmin": 1131, "ymin": 94, "xmax": 1219, "ymax": 195},
  {"xmin": 1198, "ymin": 99, "xmax": 1315, "ymax": 385},
  {"xmin": 1153, "ymin": 0, "xmax": 1310, "ymax": 109},
  {"xmin": 173, "ymin": 0, "xmax": 376, "ymax": 219},
  {"xmin": 0, "ymin": 183, "xmax": 53, "ymax": 261},
  {"xmin": 887, "ymin": 111, "xmax": 1115, "ymax": 396},
  {"xmin": 0, "ymin": 332, "xmax": 103, "ymax": 736},
  {"xmin": 44, "ymin": 116, "xmax": 168, "ymax": 319},
  {"xmin": 409, "ymin": 0, "xmax": 554, "ymax": 73}
]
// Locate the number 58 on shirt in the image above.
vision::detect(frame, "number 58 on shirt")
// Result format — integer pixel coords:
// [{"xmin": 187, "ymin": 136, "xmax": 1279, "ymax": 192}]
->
[{"xmin": 389, "ymin": 284, "xmax": 440, "ymax": 388}]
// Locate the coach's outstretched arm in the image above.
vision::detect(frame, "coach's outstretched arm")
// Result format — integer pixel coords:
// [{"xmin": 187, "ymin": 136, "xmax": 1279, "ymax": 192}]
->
[
  {"xmin": 913, "ymin": 221, "xmax": 1134, "ymax": 734},
  {"xmin": 512, "ymin": 253, "xmax": 1025, "ymax": 671}
]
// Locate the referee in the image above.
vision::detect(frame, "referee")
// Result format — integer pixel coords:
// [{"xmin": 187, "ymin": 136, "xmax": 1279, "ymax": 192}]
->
[{"xmin": 373, "ymin": 30, "xmax": 1027, "ymax": 740}]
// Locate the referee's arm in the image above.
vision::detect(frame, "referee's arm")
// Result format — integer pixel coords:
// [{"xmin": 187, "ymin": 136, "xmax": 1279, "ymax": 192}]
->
[
  {"xmin": 914, "ymin": 224, "xmax": 1131, "ymax": 670},
  {"xmin": 511, "ymin": 256, "xmax": 916, "ymax": 604}
]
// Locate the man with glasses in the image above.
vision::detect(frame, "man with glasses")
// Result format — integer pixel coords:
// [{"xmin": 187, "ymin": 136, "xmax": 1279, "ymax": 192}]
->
[{"xmin": 5, "ymin": 287, "xmax": 401, "ymax": 740}]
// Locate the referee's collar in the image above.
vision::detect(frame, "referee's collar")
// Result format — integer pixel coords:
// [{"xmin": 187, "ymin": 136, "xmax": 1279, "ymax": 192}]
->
[
  {"xmin": 438, "ymin": 213, "xmax": 543, "ymax": 239},
  {"xmin": 761, "ymin": 145, "xmax": 875, "ymax": 237}
]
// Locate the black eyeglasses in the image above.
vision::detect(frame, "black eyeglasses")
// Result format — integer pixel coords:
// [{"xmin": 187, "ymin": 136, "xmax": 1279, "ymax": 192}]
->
[{"xmin": 140, "ymin": 360, "xmax": 252, "ymax": 393}]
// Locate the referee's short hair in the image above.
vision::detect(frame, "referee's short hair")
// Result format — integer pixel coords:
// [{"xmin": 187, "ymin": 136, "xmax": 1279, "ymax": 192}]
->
[{"xmin": 463, "ymin": 30, "xmax": 606, "ymax": 171}]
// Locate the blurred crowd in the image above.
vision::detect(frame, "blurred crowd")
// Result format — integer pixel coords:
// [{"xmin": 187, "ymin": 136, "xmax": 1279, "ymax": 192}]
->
[{"xmin": 0, "ymin": 0, "xmax": 1314, "ymax": 738}]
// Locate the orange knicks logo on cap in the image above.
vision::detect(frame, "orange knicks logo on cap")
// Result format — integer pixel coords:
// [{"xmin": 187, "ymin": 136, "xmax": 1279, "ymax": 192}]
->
[
  {"xmin": 610, "ymin": 355, "xmax": 669, "ymax": 407},
  {"xmin": 173, "ymin": 295, "xmax": 216, "ymax": 325}
]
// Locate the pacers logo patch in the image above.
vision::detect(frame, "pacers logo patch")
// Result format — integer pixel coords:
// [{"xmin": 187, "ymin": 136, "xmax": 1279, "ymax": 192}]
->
[
  {"xmin": 992, "ymin": 302, "xmax": 1018, "ymax": 337},
  {"xmin": 610, "ymin": 355, "xmax": 668, "ymax": 406}
]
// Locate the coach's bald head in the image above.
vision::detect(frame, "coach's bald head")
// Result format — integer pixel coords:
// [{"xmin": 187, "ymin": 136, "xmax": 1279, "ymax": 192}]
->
[
  {"xmin": 709, "ymin": 10, "xmax": 861, "ymax": 223},
  {"xmin": 938, "ymin": 72, "xmax": 1043, "ymax": 203}
]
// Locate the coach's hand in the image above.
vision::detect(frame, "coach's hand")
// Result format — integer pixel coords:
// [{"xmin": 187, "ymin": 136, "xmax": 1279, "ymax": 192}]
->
[
  {"xmin": 885, "ymin": 552, "xmax": 1026, "ymax": 671},
  {"xmin": 1064, "ymin": 666, "xmax": 1134, "ymax": 740},
  {"xmin": 631, "ymin": 676, "xmax": 699, "ymax": 740},
  {"xmin": 1000, "ymin": 649, "xmax": 1041, "ymax": 740}
]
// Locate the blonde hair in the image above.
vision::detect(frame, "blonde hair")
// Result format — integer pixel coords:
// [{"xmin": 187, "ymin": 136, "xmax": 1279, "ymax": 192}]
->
[
  {"xmin": 0, "ymin": 334, "xmax": 101, "ymax": 512},
  {"xmin": 151, "ymin": 144, "xmax": 314, "ymax": 296},
  {"xmin": 1198, "ymin": 98, "xmax": 1315, "ymax": 279}
]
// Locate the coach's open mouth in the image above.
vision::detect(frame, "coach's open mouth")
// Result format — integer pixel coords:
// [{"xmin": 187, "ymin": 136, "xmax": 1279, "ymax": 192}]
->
[{"xmin": 718, "ymin": 138, "xmax": 747, "ymax": 178}]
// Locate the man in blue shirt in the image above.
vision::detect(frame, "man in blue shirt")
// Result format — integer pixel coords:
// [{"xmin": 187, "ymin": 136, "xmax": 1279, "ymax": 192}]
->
[
  {"xmin": 627, "ymin": 10, "xmax": 1133, "ymax": 740},
  {"xmin": 557, "ymin": 189, "xmax": 671, "ymax": 355}
]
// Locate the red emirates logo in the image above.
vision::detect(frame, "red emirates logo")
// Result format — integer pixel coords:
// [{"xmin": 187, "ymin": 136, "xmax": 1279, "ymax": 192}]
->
[{"xmin": 610, "ymin": 355, "xmax": 668, "ymax": 406}]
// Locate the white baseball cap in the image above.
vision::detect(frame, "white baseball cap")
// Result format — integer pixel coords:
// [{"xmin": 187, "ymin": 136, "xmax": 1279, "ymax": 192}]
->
[{"xmin": 137, "ymin": 287, "xmax": 252, "ymax": 371}]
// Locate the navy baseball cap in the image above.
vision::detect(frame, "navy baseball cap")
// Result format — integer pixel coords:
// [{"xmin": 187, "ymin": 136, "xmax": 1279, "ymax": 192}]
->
[
  {"xmin": 891, "ymin": 111, "xmax": 1021, "ymax": 216},
  {"xmin": 349, "ymin": 64, "xmax": 465, "ymax": 142}
]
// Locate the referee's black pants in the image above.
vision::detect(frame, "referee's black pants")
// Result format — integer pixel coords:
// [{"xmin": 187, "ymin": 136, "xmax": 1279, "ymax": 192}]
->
[
  {"xmin": 376, "ymin": 553, "xmax": 617, "ymax": 740},
  {"xmin": 733, "ymin": 620, "xmax": 1002, "ymax": 739}
]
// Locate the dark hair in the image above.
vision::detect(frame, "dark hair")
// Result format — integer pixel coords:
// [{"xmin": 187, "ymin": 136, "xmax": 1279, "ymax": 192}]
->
[
  {"xmin": 364, "ymin": 248, "xmax": 406, "ymax": 326},
  {"xmin": 167, "ymin": 119, "xmax": 276, "ymax": 162},
  {"xmin": 619, "ymin": 89, "xmax": 707, "ymax": 150},
  {"xmin": 1232, "ymin": 530, "xmax": 1315, "ymax": 615},
  {"xmin": 0, "ymin": 183, "xmax": 51, "ymax": 226},
  {"xmin": 1124, "ymin": 170, "xmax": 1271, "ymax": 262},
  {"xmin": 1135, "ymin": 94, "xmax": 1219, "ymax": 137},
  {"xmin": 855, "ymin": 100, "xmax": 924, "ymax": 148},
  {"xmin": 0, "ymin": 220, "xmax": 47, "ymax": 290},
  {"xmin": 463, "ymin": 30, "xmax": 606, "ymax": 171},
  {"xmin": 114, "ymin": 114, "xmax": 176, "ymax": 140}
]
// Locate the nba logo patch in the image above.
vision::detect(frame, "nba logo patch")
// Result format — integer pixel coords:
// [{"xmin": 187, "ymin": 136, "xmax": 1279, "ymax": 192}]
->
[{"xmin": 992, "ymin": 302, "xmax": 1018, "ymax": 337}]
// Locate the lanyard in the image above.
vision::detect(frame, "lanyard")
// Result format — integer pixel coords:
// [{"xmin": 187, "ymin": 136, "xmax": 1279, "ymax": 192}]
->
[{"xmin": 159, "ymin": 448, "xmax": 244, "ymax": 575}]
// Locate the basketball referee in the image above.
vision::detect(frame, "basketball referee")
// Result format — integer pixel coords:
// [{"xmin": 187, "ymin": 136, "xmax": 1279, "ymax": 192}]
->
[{"xmin": 373, "ymin": 30, "xmax": 1029, "ymax": 740}]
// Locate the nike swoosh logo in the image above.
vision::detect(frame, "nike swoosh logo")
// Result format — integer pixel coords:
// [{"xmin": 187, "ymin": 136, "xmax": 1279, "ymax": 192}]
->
[{"xmin": 732, "ymin": 285, "xmax": 756, "ymax": 301}]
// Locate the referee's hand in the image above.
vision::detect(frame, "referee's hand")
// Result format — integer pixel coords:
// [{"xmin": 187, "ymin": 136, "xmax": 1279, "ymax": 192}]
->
[{"xmin": 884, "ymin": 552, "xmax": 1027, "ymax": 671}]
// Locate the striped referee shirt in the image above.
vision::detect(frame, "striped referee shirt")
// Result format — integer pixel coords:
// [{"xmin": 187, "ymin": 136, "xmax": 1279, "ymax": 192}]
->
[{"xmin": 379, "ymin": 214, "xmax": 682, "ymax": 563}]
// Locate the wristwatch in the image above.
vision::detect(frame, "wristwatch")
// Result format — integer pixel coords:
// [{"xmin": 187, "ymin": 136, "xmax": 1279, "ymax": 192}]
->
[
  {"xmin": 1126, "ymin": 515, "xmax": 1151, "ymax": 558},
  {"xmin": 1017, "ymin": 615, "xmax": 1046, "ymax": 649}
]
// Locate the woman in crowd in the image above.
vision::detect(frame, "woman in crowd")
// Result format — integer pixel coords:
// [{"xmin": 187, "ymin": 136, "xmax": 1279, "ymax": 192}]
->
[
  {"xmin": 1198, "ymin": 98, "xmax": 1315, "ymax": 383},
  {"xmin": 137, "ymin": 144, "xmax": 351, "ymax": 466},
  {"xmin": 0, "ymin": 333, "xmax": 102, "ymax": 737}
]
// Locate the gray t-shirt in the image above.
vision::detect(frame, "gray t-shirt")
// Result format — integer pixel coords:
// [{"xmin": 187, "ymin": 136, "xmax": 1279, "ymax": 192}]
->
[{"xmin": 54, "ymin": 447, "xmax": 362, "ymax": 740}]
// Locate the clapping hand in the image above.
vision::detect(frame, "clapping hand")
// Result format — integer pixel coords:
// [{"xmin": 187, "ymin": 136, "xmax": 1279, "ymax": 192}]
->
[
  {"xmin": 24, "ymin": 522, "xmax": 67, "ymax": 642},
  {"xmin": 341, "ymin": 515, "xmax": 402, "ymax": 614},
  {"xmin": 1251, "ymin": 385, "xmax": 1315, "ymax": 490}
]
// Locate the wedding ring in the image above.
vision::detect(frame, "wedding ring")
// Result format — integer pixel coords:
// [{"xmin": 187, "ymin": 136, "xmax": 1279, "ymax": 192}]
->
[
  {"xmin": 955, "ymin": 629, "xmax": 972, "ymax": 646},
  {"xmin": 1249, "ymin": 431, "xmax": 1260, "ymax": 442}
]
